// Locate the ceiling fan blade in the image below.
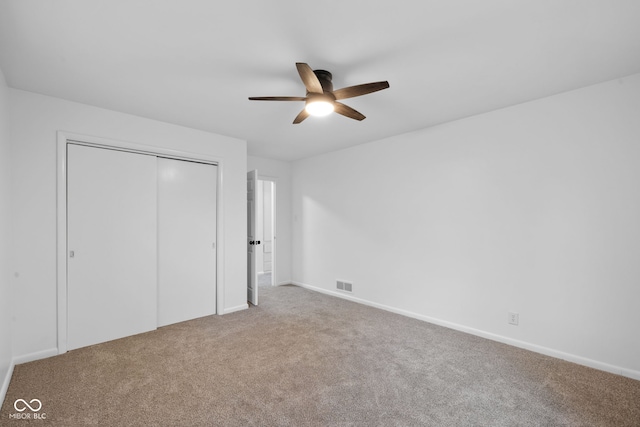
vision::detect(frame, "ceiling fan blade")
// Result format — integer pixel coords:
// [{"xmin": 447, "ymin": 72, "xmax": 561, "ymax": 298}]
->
[
  {"xmin": 248, "ymin": 96, "xmax": 307, "ymax": 101},
  {"xmin": 296, "ymin": 63, "xmax": 323, "ymax": 94},
  {"xmin": 334, "ymin": 102, "xmax": 366, "ymax": 121},
  {"xmin": 293, "ymin": 108, "xmax": 310, "ymax": 124},
  {"xmin": 332, "ymin": 81, "xmax": 390, "ymax": 100}
]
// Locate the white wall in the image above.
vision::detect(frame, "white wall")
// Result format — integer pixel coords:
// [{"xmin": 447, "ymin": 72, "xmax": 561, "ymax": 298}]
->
[
  {"xmin": 247, "ymin": 156, "xmax": 292, "ymax": 285},
  {"xmin": 9, "ymin": 89, "xmax": 248, "ymax": 360},
  {"xmin": 0, "ymin": 67, "xmax": 13, "ymax": 401},
  {"xmin": 292, "ymin": 73, "xmax": 640, "ymax": 379}
]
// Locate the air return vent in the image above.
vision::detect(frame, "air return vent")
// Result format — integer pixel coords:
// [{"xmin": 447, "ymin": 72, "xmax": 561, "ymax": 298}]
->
[{"xmin": 336, "ymin": 280, "xmax": 353, "ymax": 293}]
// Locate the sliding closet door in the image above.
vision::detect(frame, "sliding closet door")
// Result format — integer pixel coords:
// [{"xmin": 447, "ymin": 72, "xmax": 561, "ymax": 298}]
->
[
  {"xmin": 157, "ymin": 158, "xmax": 217, "ymax": 327},
  {"xmin": 67, "ymin": 144, "xmax": 158, "ymax": 350}
]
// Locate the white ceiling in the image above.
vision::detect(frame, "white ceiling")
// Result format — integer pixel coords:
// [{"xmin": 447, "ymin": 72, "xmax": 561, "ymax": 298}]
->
[{"xmin": 1, "ymin": 1, "xmax": 640, "ymax": 161}]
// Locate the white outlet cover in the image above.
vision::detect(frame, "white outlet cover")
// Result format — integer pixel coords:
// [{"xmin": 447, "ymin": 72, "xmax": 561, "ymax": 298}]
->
[{"xmin": 508, "ymin": 312, "xmax": 519, "ymax": 325}]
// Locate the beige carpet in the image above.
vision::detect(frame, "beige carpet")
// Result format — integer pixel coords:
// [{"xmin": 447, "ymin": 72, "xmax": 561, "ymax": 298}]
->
[{"xmin": 2, "ymin": 284, "xmax": 639, "ymax": 426}]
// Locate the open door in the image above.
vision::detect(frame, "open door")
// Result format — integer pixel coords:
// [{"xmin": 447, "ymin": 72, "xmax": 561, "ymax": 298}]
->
[{"xmin": 247, "ymin": 170, "xmax": 259, "ymax": 305}]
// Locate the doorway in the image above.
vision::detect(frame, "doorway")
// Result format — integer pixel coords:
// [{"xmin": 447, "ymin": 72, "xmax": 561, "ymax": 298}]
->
[
  {"xmin": 257, "ymin": 179, "xmax": 276, "ymax": 288},
  {"xmin": 247, "ymin": 171, "xmax": 277, "ymax": 306}
]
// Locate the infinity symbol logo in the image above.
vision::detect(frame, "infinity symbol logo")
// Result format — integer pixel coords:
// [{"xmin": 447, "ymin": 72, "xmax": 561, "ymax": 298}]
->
[{"xmin": 14, "ymin": 398, "xmax": 42, "ymax": 412}]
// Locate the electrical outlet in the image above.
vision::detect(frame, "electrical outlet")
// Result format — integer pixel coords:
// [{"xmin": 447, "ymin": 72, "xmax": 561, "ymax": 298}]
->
[{"xmin": 508, "ymin": 312, "xmax": 519, "ymax": 326}]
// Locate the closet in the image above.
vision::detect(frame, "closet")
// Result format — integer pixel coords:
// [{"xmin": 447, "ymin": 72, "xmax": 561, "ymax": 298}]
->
[{"xmin": 66, "ymin": 143, "xmax": 217, "ymax": 350}]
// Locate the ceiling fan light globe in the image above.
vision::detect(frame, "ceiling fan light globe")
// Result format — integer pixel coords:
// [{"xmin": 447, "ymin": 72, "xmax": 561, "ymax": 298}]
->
[{"xmin": 305, "ymin": 100, "xmax": 334, "ymax": 117}]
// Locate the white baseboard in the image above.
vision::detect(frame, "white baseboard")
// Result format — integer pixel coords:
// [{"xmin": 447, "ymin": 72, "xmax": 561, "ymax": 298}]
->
[
  {"xmin": 292, "ymin": 281, "xmax": 640, "ymax": 381},
  {"xmin": 222, "ymin": 304, "xmax": 248, "ymax": 315},
  {"xmin": 1, "ymin": 347, "xmax": 59, "ymax": 408},
  {"xmin": 1, "ymin": 360, "xmax": 15, "ymax": 410},
  {"xmin": 275, "ymin": 280, "xmax": 293, "ymax": 287},
  {"xmin": 12, "ymin": 348, "xmax": 59, "ymax": 365}
]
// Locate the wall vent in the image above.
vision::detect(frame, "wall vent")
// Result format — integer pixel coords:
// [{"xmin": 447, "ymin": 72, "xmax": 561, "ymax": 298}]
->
[{"xmin": 337, "ymin": 280, "xmax": 353, "ymax": 293}]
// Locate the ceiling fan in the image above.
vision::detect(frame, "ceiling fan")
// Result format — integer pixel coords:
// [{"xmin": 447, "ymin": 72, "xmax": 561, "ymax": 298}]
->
[{"xmin": 249, "ymin": 63, "xmax": 389, "ymax": 124}]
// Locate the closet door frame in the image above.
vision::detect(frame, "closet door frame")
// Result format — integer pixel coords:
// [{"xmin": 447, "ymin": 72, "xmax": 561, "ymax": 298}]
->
[{"xmin": 56, "ymin": 131, "xmax": 225, "ymax": 354}]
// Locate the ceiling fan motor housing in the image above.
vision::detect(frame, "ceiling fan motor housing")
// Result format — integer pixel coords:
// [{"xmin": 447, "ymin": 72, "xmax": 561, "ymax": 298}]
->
[{"xmin": 313, "ymin": 70, "xmax": 333, "ymax": 93}]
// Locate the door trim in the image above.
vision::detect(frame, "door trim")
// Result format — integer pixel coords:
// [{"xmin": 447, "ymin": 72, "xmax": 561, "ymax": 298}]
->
[{"xmin": 56, "ymin": 131, "xmax": 225, "ymax": 354}]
